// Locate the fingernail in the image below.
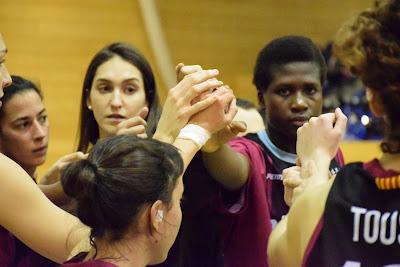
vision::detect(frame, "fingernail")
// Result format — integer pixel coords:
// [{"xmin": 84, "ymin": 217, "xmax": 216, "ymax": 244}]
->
[{"xmin": 210, "ymin": 69, "xmax": 218, "ymax": 75}]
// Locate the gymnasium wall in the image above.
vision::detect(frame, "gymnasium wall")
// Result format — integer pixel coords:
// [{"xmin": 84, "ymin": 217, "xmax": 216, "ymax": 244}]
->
[{"xmin": 0, "ymin": 0, "xmax": 373, "ymax": 175}]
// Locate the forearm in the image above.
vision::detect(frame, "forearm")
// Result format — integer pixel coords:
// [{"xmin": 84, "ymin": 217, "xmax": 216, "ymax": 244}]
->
[
  {"xmin": 0, "ymin": 154, "xmax": 86, "ymax": 263},
  {"xmin": 173, "ymin": 138, "xmax": 201, "ymax": 172},
  {"xmin": 39, "ymin": 182, "xmax": 70, "ymax": 207},
  {"xmin": 202, "ymin": 144, "xmax": 249, "ymax": 191},
  {"xmin": 153, "ymin": 129, "xmax": 174, "ymax": 144},
  {"xmin": 268, "ymin": 179, "xmax": 334, "ymax": 266},
  {"xmin": 267, "ymin": 216, "xmax": 291, "ymax": 267}
]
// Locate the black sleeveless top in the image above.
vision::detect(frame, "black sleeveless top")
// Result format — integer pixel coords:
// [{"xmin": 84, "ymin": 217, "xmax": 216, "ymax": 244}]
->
[{"xmin": 305, "ymin": 163, "xmax": 400, "ymax": 267}]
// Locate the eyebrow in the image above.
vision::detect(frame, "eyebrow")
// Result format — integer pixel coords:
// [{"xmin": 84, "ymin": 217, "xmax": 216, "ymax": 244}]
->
[
  {"xmin": 11, "ymin": 108, "xmax": 46, "ymax": 124},
  {"xmin": 95, "ymin": 78, "xmax": 141, "ymax": 83}
]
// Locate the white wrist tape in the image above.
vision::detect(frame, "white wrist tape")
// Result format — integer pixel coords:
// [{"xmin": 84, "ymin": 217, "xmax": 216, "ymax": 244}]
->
[{"xmin": 177, "ymin": 124, "xmax": 211, "ymax": 148}]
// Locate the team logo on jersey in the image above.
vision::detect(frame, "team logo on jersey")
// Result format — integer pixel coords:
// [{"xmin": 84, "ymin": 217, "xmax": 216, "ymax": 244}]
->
[{"xmin": 266, "ymin": 173, "xmax": 283, "ymax": 181}]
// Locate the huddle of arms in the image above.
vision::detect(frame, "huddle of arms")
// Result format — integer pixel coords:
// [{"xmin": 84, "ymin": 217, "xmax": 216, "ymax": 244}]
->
[{"xmin": 0, "ymin": 63, "xmax": 238, "ymax": 263}]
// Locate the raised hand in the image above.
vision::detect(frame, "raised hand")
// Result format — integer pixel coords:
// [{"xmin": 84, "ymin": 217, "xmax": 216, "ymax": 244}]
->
[
  {"xmin": 175, "ymin": 63, "xmax": 202, "ymax": 83},
  {"xmin": 189, "ymin": 85, "xmax": 238, "ymax": 134},
  {"xmin": 116, "ymin": 106, "xmax": 148, "ymax": 138},
  {"xmin": 154, "ymin": 68, "xmax": 223, "ymax": 144},
  {"xmin": 296, "ymin": 108, "xmax": 347, "ymax": 168},
  {"xmin": 201, "ymin": 121, "xmax": 247, "ymax": 153},
  {"xmin": 40, "ymin": 152, "xmax": 88, "ymax": 185}
]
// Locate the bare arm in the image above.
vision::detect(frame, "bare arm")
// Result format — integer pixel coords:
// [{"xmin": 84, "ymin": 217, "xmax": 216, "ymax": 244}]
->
[
  {"xmin": 202, "ymin": 142, "xmax": 250, "ymax": 191},
  {"xmin": 268, "ymin": 179, "xmax": 333, "ymax": 266},
  {"xmin": 201, "ymin": 120, "xmax": 249, "ymax": 191},
  {"xmin": 0, "ymin": 153, "xmax": 88, "ymax": 263},
  {"xmin": 38, "ymin": 181, "xmax": 70, "ymax": 207}
]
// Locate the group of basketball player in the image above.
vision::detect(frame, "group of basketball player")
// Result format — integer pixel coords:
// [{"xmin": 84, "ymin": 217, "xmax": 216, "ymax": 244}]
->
[{"xmin": 0, "ymin": 0, "xmax": 399, "ymax": 266}]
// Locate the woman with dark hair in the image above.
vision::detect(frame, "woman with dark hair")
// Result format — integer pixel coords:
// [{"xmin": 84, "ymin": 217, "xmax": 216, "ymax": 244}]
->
[
  {"xmin": 0, "ymin": 75, "xmax": 57, "ymax": 266},
  {"xmin": 0, "ymin": 75, "xmax": 49, "ymax": 178},
  {"xmin": 268, "ymin": 0, "xmax": 400, "ymax": 266},
  {"xmin": 75, "ymin": 42, "xmax": 225, "ymax": 152},
  {"xmin": 77, "ymin": 43, "xmax": 162, "ymax": 153}
]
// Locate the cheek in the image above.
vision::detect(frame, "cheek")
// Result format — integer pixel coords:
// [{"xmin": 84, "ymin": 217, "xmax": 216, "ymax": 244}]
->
[
  {"xmin": 126, "ymin": 94, "xmax": 148, "ymax": 116},
  {"xmin": 265, "ymin": 100, "xmax": 286, "ymax": 123},
  {"xmin": 308, "ymin": 97, "xmax": 323, "ymax": 115},
  {"xmin": 1, "ymin": 133, "xmax": 30, "ymax": 156}
]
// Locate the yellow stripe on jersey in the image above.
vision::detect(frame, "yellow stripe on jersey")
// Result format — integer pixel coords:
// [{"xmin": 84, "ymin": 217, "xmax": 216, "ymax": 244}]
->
[{"xmin": 375, "ymin": 175, "xmax": 400, "ymax": 190}]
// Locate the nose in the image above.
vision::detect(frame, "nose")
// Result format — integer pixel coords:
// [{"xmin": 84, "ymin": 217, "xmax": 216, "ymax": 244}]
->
[
  {"xmin": 290, "ymin": 92, "xmax": 308, "ymax": 113},
  {"xmin": 1, "ymin": 65, "xmax": 12, "ymax": 90},
  {"xmin": 110, "ymin": 89, "xmax": 122, "ymax": 109},
  {"xmin": 32, "ymin": 120, "xmax": 47, "ymax": 141}
]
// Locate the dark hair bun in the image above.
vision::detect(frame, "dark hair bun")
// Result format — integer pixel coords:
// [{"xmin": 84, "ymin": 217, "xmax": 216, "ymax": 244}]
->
[{"xmin": 61, "ymin": 159, "xmax": 106, "ymax": 230}]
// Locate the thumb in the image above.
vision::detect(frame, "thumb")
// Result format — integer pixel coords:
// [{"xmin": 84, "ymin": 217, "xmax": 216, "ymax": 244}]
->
[
  {"xmin": 137, "ymin": 106, "xmax": 149, "ymax": 120},
  {"xmin": 229, "ymin": 121, "xmax": 247, "ymax": 135},
  {"xmin": 334, "ymin": 107, "xmax": 348, "ymax": 138}
]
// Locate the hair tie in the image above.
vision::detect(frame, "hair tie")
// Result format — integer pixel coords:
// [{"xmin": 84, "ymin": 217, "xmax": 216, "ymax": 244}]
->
[{"xmin": 87, "ymin": 160, "xmax": 98, "ymax": 173}]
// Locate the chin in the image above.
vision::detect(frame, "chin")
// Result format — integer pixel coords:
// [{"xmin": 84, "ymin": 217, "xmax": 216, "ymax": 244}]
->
[
  {"xmin": 31, "ymin": 158, "xmax": 46, "ymax": 168},
  {"xmin": 149, "ymin": 252, "xmax": 168, "ymax": 265}
]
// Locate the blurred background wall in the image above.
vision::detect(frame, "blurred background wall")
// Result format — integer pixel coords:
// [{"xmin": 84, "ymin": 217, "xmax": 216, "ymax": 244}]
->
[{"xmin": 0, "ymin": 0, "xmax": 376, "ymax": 176}]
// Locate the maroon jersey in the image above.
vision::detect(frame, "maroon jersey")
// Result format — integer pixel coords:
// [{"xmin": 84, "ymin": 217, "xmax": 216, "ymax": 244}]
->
[{"xmin": 0, "ymin": 226, "xmax": 56, "ymax": 267}]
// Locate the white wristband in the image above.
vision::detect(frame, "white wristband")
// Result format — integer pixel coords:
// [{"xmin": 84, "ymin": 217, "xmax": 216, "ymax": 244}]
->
[{"xmin": 177, "ymin": 124, "xmax": 211, "ymax": 148}]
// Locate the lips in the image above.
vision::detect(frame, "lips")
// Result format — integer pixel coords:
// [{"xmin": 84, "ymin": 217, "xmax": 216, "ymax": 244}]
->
[
  {"xmin": 289, "ymin": 116, "xmax": 310, "ymax": 127},
  {"xmin": 107, "ymin": 114, "xmax": 126, "ymax": 119},
  {"xmin": 106, "ymin": 114, "xmax": 126, "ymax": 123},
  {"xmin": 32, "ymin": 146, "xmax": 47, "ymax": 157}
]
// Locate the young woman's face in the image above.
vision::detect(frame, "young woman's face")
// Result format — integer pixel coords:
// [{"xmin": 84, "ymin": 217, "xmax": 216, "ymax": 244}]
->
[
  {"xmin": 88, "ymin": 56, "xmax": 147, "ymax": 139},
  {"xmin": 0, "ymin": 34, "xmax": 12, "ymax": 104},
  {"xmin": 0, "ymin": 90, "xmax": 49, "ymax": 173}
]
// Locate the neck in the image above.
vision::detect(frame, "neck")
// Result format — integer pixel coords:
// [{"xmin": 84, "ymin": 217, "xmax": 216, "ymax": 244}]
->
[
  {"xmin": 98, "ymin": 129, "xmax": 108, "ymax": 140},
  {"xmin": 87, "ymin": 237, "xmax": 151, "ymax": 267},
  {"xmin": 24, "ymin": 166, "xmax": 37, "ymax": 180},
  {"xmin": 379, "ymin": 152, "xmax": 400, "ymax": 172},
  {"xmin": 265, "ymin": 125, "xmax": 296, "ymax": 154}
]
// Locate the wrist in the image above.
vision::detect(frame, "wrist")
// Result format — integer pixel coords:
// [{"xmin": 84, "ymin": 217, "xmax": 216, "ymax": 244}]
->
[
  {"xmin": 153, "ymin": 131, "xmax": 174, "ymax": 144},
  {"xmin": 176, "ymin": 124, "xmax": 211, "ymax": 149}
]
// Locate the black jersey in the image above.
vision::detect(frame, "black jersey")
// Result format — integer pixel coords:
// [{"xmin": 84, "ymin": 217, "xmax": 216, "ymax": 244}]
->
[{"xmin": 305, "ymin": 163, "xmax": 400, "ymax": 267}]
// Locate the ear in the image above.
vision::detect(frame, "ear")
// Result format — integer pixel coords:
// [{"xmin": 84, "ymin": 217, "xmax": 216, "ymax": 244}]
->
[
  {"xmin": 86, "ymin": 89, "xmax": 92, "ymax": 110},
  {"xmin": 366, "ymin": 88, "xmax": 385, "ymax": 117},
  {"xmin": 149, "ymin": 200, "xmax": 165, "ymax": 234},
  {"xmin": 257, "ymin": 91, "xmax": 265, "ymax": 109}
]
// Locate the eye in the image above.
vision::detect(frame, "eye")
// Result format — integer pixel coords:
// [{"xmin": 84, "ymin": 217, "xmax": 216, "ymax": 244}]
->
[
  {"xmin": 304, "ymin": 85, "xmax": 317, "ymax": 95},
  {"xmin": 97, "ymin": 85, "xmax": 112, "ymax": 94},
  {"xmin": 276, "ymin": 87, "xmax": 291, "ymax": 97},
  {"xmin": 16, "ymin": 121, "xmax": 30, "ymax": 130},
  {"xmin": 38, "ymin": 114, "xmax": 48, "ymax": 124},
  {"xmin": 124, "ymin": 84, "xmax": 137, "ymax": 94}
]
